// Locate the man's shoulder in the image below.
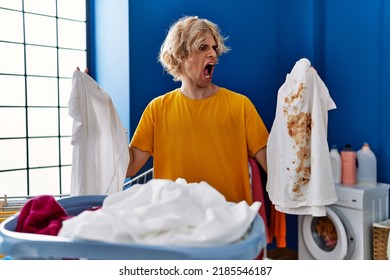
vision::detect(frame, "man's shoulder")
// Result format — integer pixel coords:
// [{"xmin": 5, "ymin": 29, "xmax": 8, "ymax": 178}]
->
[
  {"xmin": 220, "ymin": 87, "xmax": 251, "ymax": 102},
  {"xmin": 147, "ymin": 89, "xmax": 179, "ymax": 110}
]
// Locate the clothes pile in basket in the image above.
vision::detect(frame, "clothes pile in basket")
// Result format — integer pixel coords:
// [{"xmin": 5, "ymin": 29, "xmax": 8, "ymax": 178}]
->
[
  {"xmin": 16, "ymin": 179, "xmax": 261, "ymax": 247},
  {"xmin": 15, "ymin": 195, "xmax": 100, "ymax": 236}
]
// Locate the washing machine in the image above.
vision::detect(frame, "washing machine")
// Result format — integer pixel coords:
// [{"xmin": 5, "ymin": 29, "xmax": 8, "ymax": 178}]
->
[{"xmin": 298, "ymin": 183, "xmax": 389, "ymax": 260}]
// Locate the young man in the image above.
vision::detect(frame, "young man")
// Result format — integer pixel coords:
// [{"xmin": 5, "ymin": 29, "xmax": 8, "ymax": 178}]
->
[{"xmin": 127, "ymin": 16, "xmax": 269, "ymax": 204}]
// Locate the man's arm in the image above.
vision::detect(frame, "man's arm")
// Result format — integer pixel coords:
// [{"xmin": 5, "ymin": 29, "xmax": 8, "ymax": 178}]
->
[
  {"xmin": 126, "ymin": 146, "xmax": 151, "ymax": 177},
  {"xmin": 254, "ymin": 146, "xmax": 267, "ymax": 173}
]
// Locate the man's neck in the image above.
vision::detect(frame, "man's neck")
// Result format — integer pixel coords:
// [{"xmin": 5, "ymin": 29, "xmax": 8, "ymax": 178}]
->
[{"xmin": 180, "ymin": 84, "xmax": 220, "ymax": 100}]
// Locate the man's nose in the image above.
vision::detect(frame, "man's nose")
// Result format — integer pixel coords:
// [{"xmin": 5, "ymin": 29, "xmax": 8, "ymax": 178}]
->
[{"xmin": 207, "ymin": 48, "xmax": 217, "ymax": 58}]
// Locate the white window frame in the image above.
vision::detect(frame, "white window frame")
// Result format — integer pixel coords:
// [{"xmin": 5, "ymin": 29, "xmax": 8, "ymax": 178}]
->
[{"xmin": 0, "ymin": 0, "xmax": 88, "ymax": 197}]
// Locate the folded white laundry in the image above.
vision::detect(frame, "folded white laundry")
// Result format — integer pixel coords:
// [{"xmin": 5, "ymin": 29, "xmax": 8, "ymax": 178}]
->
[{"xmin": 58, "ymin": 179, "xmax": 261, "ymax": 247}]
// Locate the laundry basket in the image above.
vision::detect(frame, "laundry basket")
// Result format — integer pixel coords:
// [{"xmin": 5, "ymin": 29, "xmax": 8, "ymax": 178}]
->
[
  {"xmin": 0, "ymin": 195, "xmax": 266, "ymax": 260},
  {"xmin": 373, "ymin": 219, "xmax": 390, "ymax": 260},
  {"xmin": 0, "ymin": 212, "xmax": 16, "ymax": 259},
  {"xmin": 1, "ymin": 196, "xmax": 24, "ymax": 259}
]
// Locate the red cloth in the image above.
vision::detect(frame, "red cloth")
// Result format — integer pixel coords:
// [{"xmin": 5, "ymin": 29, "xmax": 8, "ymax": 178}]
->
[
  {"xmin": 249, "ymin": 158, "xmax": 287, "ymax": 259},
  {"xmin": 16, "ymin": 195, "xmax": 70, "ymax": 236},
  {"xmin": 249, "ymin": 158, "xmax": 268, "ymax": 259},
  {"xmin": 249, "ymin": 158, "xmax": 268, "ymax": 227}
]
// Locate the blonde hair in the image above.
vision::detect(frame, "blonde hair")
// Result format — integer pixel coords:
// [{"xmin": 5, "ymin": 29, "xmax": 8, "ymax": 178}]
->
[{"xmin": 158, "ymin": 16, "xmax": 230, "ymax": 81}]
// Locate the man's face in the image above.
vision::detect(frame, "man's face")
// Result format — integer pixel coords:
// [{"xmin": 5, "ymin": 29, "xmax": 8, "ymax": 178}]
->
[{"xmin": 181, "ymin": 33, "xmax": 218, "ymax": 88}]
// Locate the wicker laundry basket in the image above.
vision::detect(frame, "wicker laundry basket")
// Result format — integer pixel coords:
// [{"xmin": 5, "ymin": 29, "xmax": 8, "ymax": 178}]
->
[{"xmin": 373, "ymin": 220, "xmax": 390, "ymax": 260}]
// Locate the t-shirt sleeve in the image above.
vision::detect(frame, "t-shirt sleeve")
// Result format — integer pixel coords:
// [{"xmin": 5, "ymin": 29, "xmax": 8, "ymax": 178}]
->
[{"xmin": 130, "ymin": 101, "xmax": 156, "ymax": 155}]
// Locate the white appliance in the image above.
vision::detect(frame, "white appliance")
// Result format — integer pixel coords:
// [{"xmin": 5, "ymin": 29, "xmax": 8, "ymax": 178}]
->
[{"xmin": 298, "ymin": 183, "xmax": 389, "ymax": 260}]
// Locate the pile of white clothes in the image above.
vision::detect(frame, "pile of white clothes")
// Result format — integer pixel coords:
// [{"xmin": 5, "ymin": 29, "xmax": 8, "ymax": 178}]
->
[{"xmin": 58, "ymin": 179, "xmax": 260, "ymax": 247}]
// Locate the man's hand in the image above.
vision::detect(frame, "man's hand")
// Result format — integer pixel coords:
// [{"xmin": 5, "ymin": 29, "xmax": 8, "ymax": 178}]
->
[{"xmin": 76, "ymin": 67, "xmax": 88, "ymax": 74}]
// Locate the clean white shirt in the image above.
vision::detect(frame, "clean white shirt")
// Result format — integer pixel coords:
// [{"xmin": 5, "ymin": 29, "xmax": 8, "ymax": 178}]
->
[
  {"xmin": 266, "ymin": 58, "xmax": 337, "ymax": 216},
  {"xmin": 68, "ymin": 70, "xmax": 129, "ymax": 195}
]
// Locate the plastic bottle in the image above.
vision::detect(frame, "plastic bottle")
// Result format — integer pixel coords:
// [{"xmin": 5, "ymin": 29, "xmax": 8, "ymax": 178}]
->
[
  {"xmin": 341, "ymin": 144, "xmax": 357, "ymax": 185},
  {"xmin": 329, "ymin": 145, "xmax": 341, "ymax": 184},
  {"xmin": 356, "ymin": 143, "xmax": 377, "ymax": 186}
]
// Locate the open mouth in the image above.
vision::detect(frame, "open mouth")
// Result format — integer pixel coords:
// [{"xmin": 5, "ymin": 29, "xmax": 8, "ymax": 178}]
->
[{"xmin": 204, "ymin": 63, "xmax": 215, "ymax": 79}]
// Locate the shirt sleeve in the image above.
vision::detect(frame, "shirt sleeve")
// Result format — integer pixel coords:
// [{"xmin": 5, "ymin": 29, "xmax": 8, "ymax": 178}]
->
[{"xmin": 130, "ymin": 100, "xmax": 156, "ymax": 155}]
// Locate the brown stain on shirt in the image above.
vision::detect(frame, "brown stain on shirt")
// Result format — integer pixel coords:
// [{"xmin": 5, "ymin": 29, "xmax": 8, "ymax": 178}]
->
[{"xmin": 284, "ymin": 82, "xmax": 312, "ymax": 197}]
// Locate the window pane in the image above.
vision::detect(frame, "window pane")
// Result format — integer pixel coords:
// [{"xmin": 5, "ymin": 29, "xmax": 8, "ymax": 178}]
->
[
  {"xmin": 61, "ymin": 166, "xmax": 71, "ymax": 194},
  {"xmin": 29, "ymin": 167, "xmax": 59, "ymax": 195},
  {"xmin": 28, "ymin": 138, "xmax": 59, "ymax": 167},
  {"xmin": 58, "ymin": 19, "xmax": 86, "ymax": 49},
  {"xmin": 0, "ymin": 75, "xmax": 25, "ymax": 106},
  {"xmin": 60, "ymin": 136, "xmax": 72, "ymax": 165},
  {"xmin": 60, "ymin": 108, "xmax": 72, "ymax": 136},
  {"xmin": 0, "ymin": 1, "xmax": 87, "ymax": 197},
  {"xmin": 0, "ymin": 9, "xmax": 23, "ymax": 43},
  {"xmin": 0, "ymin": 42, "xmax": 24, "ymax": 74},
  {"xmin": 24, "ymin": 0, "xmax": 56, "ymax": 16},
  {"xmin": 57, "ymin": 0, "xmax": 86, "ymax": 21},
  {"xmin": 27, "ymin": 77, "xmax": 58, "ymax": 106},
  {"xmin": 59, "ymin": 78, "xmax": 72, "ymax": 106},
  {"xmin": 26, "ymin": 45, "xmax": 57, "ymax": 76},
  {"xmin": 0, "ymin": 170, "xmax": 27, "ymax": 196},
  {"xmin": 58, "ymin": 49, "xmax": 86, "ymax": 78},
  {"xmin": 0, "ymin": 108, "xmax": 26, "ymax": 138},
  {"xmin": 25, "ymin": 13, "xmax": 57, "ymax": 46},
  {"xmin": 0, "ymin": 139, "xmax": 26, "ymax": 170},
  {"xmin": 0, "ymin": 0, "xmax": 22, "ymax": 10},
  {"xmin": 28, "ymin": 108, "xmax": 58, "ymax": 137}
]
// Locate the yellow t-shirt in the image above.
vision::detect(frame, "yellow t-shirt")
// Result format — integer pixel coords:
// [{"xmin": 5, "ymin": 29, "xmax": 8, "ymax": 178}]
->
[{"xmin": 131, "ymin": 88, "xmax": 269, "ymax": 203}]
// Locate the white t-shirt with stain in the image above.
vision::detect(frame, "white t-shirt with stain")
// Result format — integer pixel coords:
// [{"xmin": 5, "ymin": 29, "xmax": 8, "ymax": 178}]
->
[{"xmin": 266, "ymin": 58, "xmax": 337, "ymax": 216}]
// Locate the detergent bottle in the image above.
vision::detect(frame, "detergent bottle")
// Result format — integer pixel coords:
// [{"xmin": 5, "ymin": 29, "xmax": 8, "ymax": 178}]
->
[
  {"xmin": 341, "ymin": 144, "xmax": 357, "ymax": 185},
  {"xmin": 357, "ymin": 143, "xmax": 377, "ymax": 186},
  {"xmin": 329, "ymin": 145, "xmax": 341, "ymax": 184}
]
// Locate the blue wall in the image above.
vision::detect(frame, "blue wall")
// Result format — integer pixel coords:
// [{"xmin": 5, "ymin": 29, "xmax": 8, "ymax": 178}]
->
[
  {"xmin": 278, "ymin": 0, "xmax": 390, "ymax": 183},
  {"xmin": 91, "ymin": 0, "xmax": 390, "ymax": 251},
  {"xmin": 89, "ymin": 0, "xmax": 130, "ymax": 131},
  {"xmin": 382, "ymin": 0, "xmax": 390, "ymax": 184},
  {"xmin": 128, "ymin": 0, "xmax": 280, "ymax": 131},
  {"xmin": 321, "ymin": 0, "xmax": 390, "ymax": 185}
]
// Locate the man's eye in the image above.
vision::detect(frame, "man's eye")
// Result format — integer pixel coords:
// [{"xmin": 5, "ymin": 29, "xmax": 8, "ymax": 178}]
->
[{"xmin": 199, "ymin": 45, "xmax": 207, "ymax": 51}]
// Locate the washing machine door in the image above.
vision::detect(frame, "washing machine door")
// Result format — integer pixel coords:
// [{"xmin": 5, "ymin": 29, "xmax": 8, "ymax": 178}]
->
[{"xmin": 301, "ymin": 206, "xmax": 355, "ymax": 260}]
